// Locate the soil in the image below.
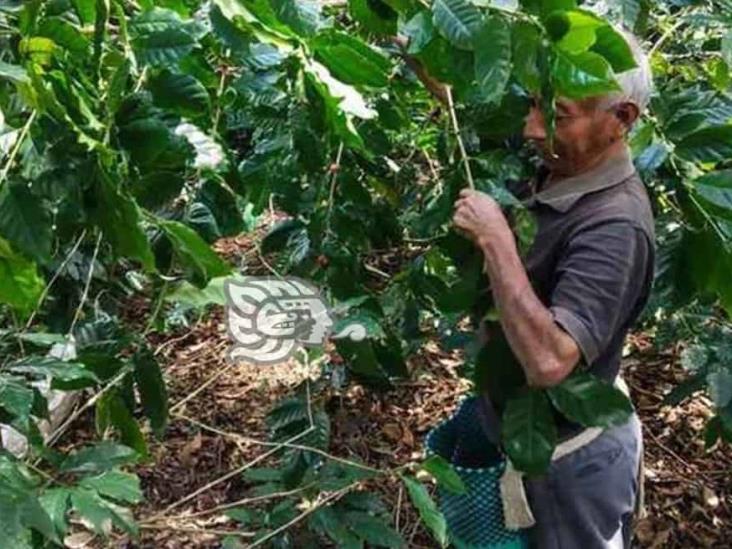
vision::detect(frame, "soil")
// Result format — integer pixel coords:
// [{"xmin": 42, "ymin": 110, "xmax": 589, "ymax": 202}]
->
[{"xmin": 59, "ymin": 217, "xmax": 732, "ymax": 548}]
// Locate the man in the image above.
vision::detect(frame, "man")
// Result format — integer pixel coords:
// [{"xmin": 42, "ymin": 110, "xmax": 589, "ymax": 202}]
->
[{"xmin": 451, "ymin": 33, "xmax": 655, "ymax": 548}]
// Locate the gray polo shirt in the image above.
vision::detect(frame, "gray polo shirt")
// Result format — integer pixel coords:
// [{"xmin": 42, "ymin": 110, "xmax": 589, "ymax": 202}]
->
[
  {"xmin": 516, "ymin": 145, "xmax": 656, "ymax": 384},
  {"xmin": 475, "ymin": 145, "xmax": 656, "ymax": 441}
]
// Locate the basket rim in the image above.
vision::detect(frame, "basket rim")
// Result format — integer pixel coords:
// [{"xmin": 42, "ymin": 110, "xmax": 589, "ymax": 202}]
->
[{"xmin": 425, "ymin": 398, "xmax": 507, "ymax": 475}]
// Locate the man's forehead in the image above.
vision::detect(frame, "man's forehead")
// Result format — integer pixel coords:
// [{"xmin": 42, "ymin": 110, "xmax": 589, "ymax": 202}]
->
[{"xmin": 557, "ymin": 96, "xmax": 601, "ymax": 112}]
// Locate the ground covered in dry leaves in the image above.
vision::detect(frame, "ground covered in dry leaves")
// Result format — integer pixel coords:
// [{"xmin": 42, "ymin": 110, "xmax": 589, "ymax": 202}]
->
[{"xmin": 61, "ymin": 220, "xmax": 731, "ymax": 548}]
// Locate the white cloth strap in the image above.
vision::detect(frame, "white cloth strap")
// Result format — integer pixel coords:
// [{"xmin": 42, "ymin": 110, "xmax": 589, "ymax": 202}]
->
[{"xmin": 500, "ymin": 375, "xmax": 633, "ymax": 530}]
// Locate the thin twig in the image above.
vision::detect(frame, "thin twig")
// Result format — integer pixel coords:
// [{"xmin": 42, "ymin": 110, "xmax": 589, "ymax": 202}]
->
[
  {"xmin": 168, "ymin": 361, "xmax": 238, "ymax": 414},
  {"xmin": 444, "ymin": 86, "xmax": 475, "ymax": 190},
  {"xmin": 256, "ymin": 244, "xmax": 284, "ymax": 278},
  {"xmin": 153, "ymin": 329, "xmax": 197, "ymax": 357},
  {"xmin": 140, "ymin": 524, "xmax": 256, "ymax": 538},
  {"xmin": 44, "ymin": 368, "xmax": 132, "ymax": 448},
  {"xmin": 245, "ymin": 485, "xmax": 355, "ymax": 549},
  {"xmin": 213, "ymin": 67, "xmax": 229, "ymax": 135},
  {"xmin": 175, "ymin": 412, "xmax": 383, "ymax": 475},
  {"xmin": 142, "ymin": 484, "xmax": 316, "ymax": 524},
  {"xmin": 68, "ymin": 232, "xmax": 103, "ymax": 336},
  {"xmin": 395, "ymin": 484, "xmax": 404, "ymax": 533},
  {"xmin": 153, "ymin": 426, "xmax": 315, "ymax": 519},
  {"xmin": 300, "ymin": 349, "xmax": 315, "ymax": 427},
  {"xmin": 326, "ymin": 142, "xmax": 345, "ymax": 235},
  {"xmin": 649, "ymin": 11, "xmax": 690, "ymax": 56},
  {"xmin": 23, "ymin": 230, "xmax": 88, "ymax": 333},
  {"xmin": 642, "ymin": 424, "xmax": 703, "ymax": 480},
  {"xmin": 143, "ymin": 279, "xmax": 169, "ymax": 336},
  {"xmin": 364, "ymin": 263, "xmax": 391, "ymax": 280},
  {"xmin": 0, "ymin": 110, "xmax": 37, "ymax": 187}
]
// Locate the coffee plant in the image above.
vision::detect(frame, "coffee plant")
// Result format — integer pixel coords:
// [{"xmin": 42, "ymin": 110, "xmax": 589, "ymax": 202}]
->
[{"xmin": 0, "ymin": 0, "xmax": 731, "ymax": 545}]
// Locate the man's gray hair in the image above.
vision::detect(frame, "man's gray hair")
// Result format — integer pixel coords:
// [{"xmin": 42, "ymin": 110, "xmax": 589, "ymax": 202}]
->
[{"xmin": 601, "ymin": 28, "xmax": 654, "ymax": 115}]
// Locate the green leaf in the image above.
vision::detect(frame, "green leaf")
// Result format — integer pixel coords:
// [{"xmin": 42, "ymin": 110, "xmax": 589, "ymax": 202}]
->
[
  {"xmin": 60, "ymin": 442, "xmax": 138, "ymax": 474},
  {"xmin": 8, "ymin": 357, "xmax": 99, "ymax": 390},
  {"xmin": 116, "ymin": 94, "xmax": 192, "ymax": 169},
  {"xmin": 680, "ymin": 344, "xmax": 709, "ymax": 373},
  {"xmin": 130, "ymin": 8, "xmax": 202, "ymax": 68},
  {"xmin": 164, "ymin": 274, "xmax": 240, "ymax": 308},
  {"xmin": 270, "ymin": 0, "xmax": 326, "ymax": 37},
  {"xmin": 664, "ymin": 374, "xmax": 705, "ymax": 406},
  {"xmin": 343, "ymin": 510, "xmax": 405, "ymax": 548},
  {"xmin": 473, "ymin": 16, "xmax": 511, "ymax": 105},
  {"xmin": 19, "ymin": 36, "xmax": 57, "ymax": 65},
  {"xmin": 0, "ymin": 60, "xmax": 29, "ymax": 85},
  {"xmin": 174, "ymin": 122, "xmax": 226, "ymax": 170},
  {"xmin": 107, "ymin": 60, "xmax": 132, "ymax": 117},
  {"xmin": 132, "ymin": 171, "xmax": 185, "ymax": 210},
  {"xmin": 401, "ymin": 11, "xmax": 434, "ymax": 55},
  {"xmin": 39, "ymin": 488, "xmax": 71, "ymax": 539},
  {"xmin": 501, "ymin": 388, "xmax": 556, "ymax": 475},
  {"xmin": 104, "ymin": 392, "xmax": 148, "ymax": 458},
  {"xmin": 512, "ymin": 21, "xmax": 541, "ymax": 92},
  {"xmin": 0, "ymin": 457, "xmax": 59, "ymax": 544},
  {"xmin": 0, "ymin": 180, "xmax": 53, "ymax": 264},
  {"xmin": 676, "ymin": 126, "xmax": 732, "ymax": 164},
  {"xmin": 312, "ymin": 30, "xmax": 391, "ymax": 87},
  {"xmin": 0, "ymin": 375, "xmax": 35, "ymax": 422},
  {"xmin": 213, "ymin": 0, "xmax": 297, "ymax": 46},
  {"xmin": 148, "ymin": 70, "xmax": 211, "ymax": 117},
  {"xmin": 546, "ymin": 9, "xmax": 604, "ymax": 54},
  {"xmin": 309, "ymin": 507, "xmax": 362, "ymax": 549},
  {"xmin": 69, "ymin": 486, "xmax": 138, "ymax": 535},
  {"xmin": 72, "ymin": 0, "xmax": 96, "ymax": 25},
  {"xmin": 723, "ymin": 30, "xmax": 732, "ymax": 69},
  {"xmin": 210, "ymin": 3, "xmax": 250, "ymax": 53},
  {"xmin": 79, "ymin": 471, "xmax": 143, "ymax": 504},
  {"xmin": 550, "ymin": 48, "xmax": 620, "ymax": 99},
  {"xmin": 707, "ymin": 370, "xmax": 732, "ymax": 408},
  {"xmin": 38, "ymin": 17, "xmax": 90, "ymax": 54},
  {"xmin": 547, "ymin": 371, "xmax": 634, "ymax": 428},
  {"xmin": 420, "ymin": 454, "xmax": 467, "ymax": 494},
  {"xmin": 225, "ymin": 507, "xmax": 254, "ymax": 525},
  {"xmin": 157, "ymin": 218, "xmax": 231, "ymax": 288},
  {"xmin": 15, "ymin": 332, "xmax": 67, "ymax": 347},
  {"xmin": 0, "ymin": 236, "xmax": 43, "ymax": 315},
  {"xmin": 93, "ymin": 0, "xmax": 109, "ymax": 69},
  {"xmin": 348, "ymin": 0, "xmax": 397, "ymax": 36},
  {"xmin": 92, "ymin": 169, "xmax": 156, "ymax": 271},
  {"xmin": 620, "ymin": 0, "xmax": 641, "ymax": 29},
  {"xmin": 431, "ymin": 0, "xmax": 483, "ymax": 50},
  {"xmin": 133, "ymin": 348, "xmax": 168, "ymax": 438},
  {"xmin": 335, "ymin": 338, "xmax": 391, "ymax": 387},
  {"xmin": 590, "ymin": 25, "xmax": 637, "ymax": 73},
  {"xmin": 303, "ymin": 59, "xmax": 376, "ymax": 152},
  {"xmin": 693, "ymin": 171, "xmax": 732, "ymax": 220},
  {"xmin": 539, "ymin": 0, "xmax": 575, "ymax": 19},
  {"xmin": 400, "ymin": 475, "xmax": 448, "ymax": 548}
]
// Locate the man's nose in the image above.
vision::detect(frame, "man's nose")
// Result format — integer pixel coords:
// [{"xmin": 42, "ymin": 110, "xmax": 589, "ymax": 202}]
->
[{"xmin": 523, "ymin": 106, "xmax": 547, "ymax": 142}]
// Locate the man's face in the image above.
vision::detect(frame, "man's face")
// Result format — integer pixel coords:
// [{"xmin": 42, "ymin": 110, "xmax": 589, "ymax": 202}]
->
[{"xmin": 522, "ymin": 96, "xmax": 626, "ymax": 176}]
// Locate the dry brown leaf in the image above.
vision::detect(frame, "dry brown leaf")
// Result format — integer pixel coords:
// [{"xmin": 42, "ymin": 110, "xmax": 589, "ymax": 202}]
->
[{"xmin": 702, "ymin": 486, "xmax": 720, "ymax": 509}]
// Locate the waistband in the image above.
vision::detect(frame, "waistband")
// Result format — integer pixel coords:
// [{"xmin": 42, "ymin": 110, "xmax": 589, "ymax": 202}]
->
[{"xmin": 499, "ymin": 375, "xmax": 632, "ymax": 531}]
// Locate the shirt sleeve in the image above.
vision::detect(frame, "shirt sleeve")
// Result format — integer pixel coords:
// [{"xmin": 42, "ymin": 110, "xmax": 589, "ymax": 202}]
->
[{"xmin": 548, "ymin": 221, "xmax": 651, "ymax": 366}]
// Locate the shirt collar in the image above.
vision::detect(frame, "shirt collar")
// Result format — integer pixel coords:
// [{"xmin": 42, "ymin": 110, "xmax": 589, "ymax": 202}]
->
[{"xmin": 524, "ymin": 146, "xmax": 636, "ymax": 213}]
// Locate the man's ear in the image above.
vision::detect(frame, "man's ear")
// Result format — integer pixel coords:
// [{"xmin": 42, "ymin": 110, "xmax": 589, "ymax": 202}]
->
[{"xmin": 614, "ymin": 101, "xmax": 640, "ymax": 131}]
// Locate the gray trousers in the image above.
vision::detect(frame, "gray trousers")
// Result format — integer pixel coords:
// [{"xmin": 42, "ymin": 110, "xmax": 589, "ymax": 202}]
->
[{"xmin": 524, "ymin": 413, "xmax": 643, "ymax": 549}]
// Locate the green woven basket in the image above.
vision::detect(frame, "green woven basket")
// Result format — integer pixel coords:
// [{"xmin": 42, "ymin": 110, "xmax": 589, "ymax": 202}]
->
[{"xmin": 425, "ymin": 397, "xmax": 529, "ymax": 549}]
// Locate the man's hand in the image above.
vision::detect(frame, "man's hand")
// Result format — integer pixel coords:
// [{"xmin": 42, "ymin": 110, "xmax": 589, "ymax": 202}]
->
[
  {"xmin": 452, "ymin": 189, "xmax": 513, "ymax": 253},
  {"xmin": 453, "ymin": 188, "xmax": 581, "ymax": 388}
]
